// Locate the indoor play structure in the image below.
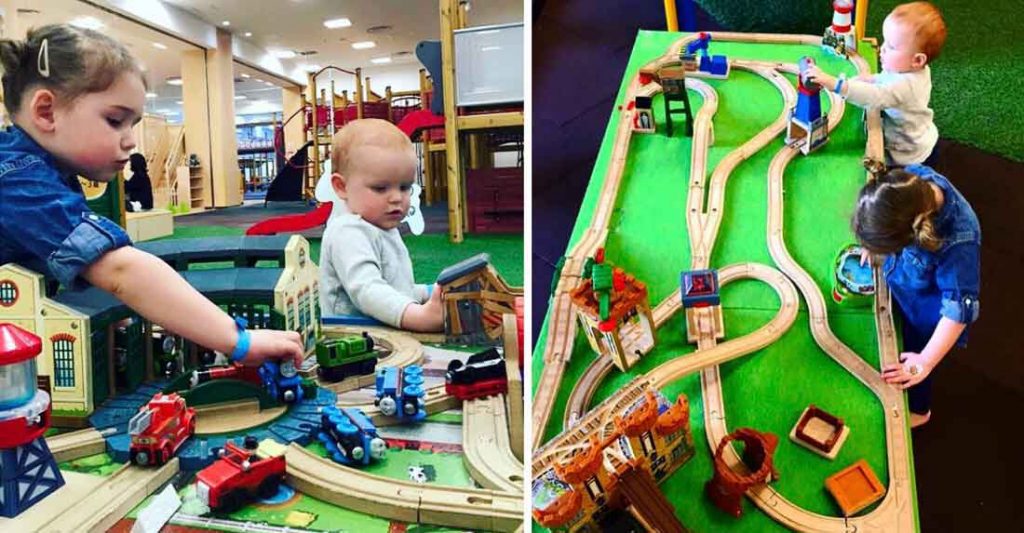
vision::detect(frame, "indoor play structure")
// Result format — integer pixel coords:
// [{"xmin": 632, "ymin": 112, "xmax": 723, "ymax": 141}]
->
[
  {"xmin": 532, "ymin": 25, "xmax": 916, "ymax": 532},
  {"xmin": 0, "ymin": 235, "xmax": 524, "ymax": 531}
]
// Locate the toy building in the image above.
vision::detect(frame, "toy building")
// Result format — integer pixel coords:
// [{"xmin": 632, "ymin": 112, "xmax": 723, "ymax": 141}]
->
[
  {"xmin": 833, "ymin": 244, "xmax": 875, "ymax": 306},
  {"xmin": 786, "ymin": 56, "xmax": 829, "ymax": 155},
  {"xmin": 705, "ymin": 427, "xmax": 779, "ymax": 518},
  {"xmin": 436, "ymin": 253, "xmax": 521, "ymax": 345},
  {"xmin": 826, "ymin": 459, "xmax": 885, "ymax": 516},
  {"xmin": 0, "ymin": 235, "xmax": 319, "ymax": 420},
  {"xmin": 0, "ymin": 323, "xmax": 64, "ymax": 517},
  {"xmin": 570, "ymin": 256, "xmax": 656, "ymax": 371},
  {"xmin": 633, "ymin": 95, "xmax": 656, "ymax": 133},
  {"xmin": 683, "ymin": 32, "xmax": 729, "ymax": 79},
  {"xmin": 680, "ymin": 269, "xmax": 724, "ymax": 343},
  {"xmin": 532, "ymin": 387, "xmax": 694, "ymax": 532},
  {"xmin": 657, "ymin": 63, "xmax": 694, "ymax": 138},
  {"xmin": 789, "ymin": 405, "xmax": 851, "ymax": 460},
  {"xmin": 823, "ymin": 0, "xmax": 857, "ymax": 56}
]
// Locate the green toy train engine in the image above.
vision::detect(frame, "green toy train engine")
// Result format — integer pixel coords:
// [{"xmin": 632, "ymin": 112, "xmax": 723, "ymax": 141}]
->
[{"xmin": 315, "ymin": 332, "xmax": 378, "ymax": 382}]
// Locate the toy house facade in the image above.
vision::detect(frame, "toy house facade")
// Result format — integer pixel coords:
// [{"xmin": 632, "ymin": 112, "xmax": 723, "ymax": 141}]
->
[{"xmin": 570, "ymin": 269, "xmax": 655, "ymax": 371}]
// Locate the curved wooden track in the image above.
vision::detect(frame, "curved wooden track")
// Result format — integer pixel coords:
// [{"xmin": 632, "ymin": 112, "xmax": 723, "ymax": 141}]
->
[
  {"xmin": 47, "ymin": 427, "xmax": 108, "ymax": 463},
  {"xmin": 285, "ymin": 444, "xmax": 522, "ymax": 531},
  {"xmin": 463, "ymin": 394, "xmax": 525, "ymax": 493},
  {"xmin": 536, "ymin": 32, "xmax": 914, "ymax": 532}
]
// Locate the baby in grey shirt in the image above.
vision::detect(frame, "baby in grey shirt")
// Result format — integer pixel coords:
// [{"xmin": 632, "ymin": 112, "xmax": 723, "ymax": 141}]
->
[{"xmin": 319, "ymin": 119, "xmax": 444, "ymax": 331}]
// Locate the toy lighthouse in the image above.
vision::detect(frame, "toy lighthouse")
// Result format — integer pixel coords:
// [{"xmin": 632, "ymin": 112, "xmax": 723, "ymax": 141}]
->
[
  {"xmin": 0, "ymin": 323, "xmax": 64, "ymax": 517},
  {"xmin": 570, "ymin": 249, "xmax": 656, "ymax": 371},
  {"xmin": 823, "ymin": 0, "xmax": 857, "ymax": 56},
  {"xmin": 786, "ymin": 56, "xmax": 830, "ymax": 155}
]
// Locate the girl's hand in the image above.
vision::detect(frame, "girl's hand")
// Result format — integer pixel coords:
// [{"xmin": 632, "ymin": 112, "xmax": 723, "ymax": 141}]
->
[
  {"xmin": 241, "ymin": 329, "xmax": 304, "ymax": 367},
  {"xmin": 881, "ymin": 351, "xmax": 933, "ymax": 389},
  {"xmin": 860, "ymin": 249, "xmax": 872, "ymax": 266}
]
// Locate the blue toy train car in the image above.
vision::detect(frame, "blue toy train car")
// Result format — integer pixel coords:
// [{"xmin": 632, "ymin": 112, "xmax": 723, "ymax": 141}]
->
[
  {"xmin": 374, "ymin": 365, "xmax": 426, "ymax": 422},
  {"xmin": 317, "ymin": 405, "xmax": 386, "ymax": 466},
  {"xmin": 258, "ymin": 359, "xmax": 304, "ymax": 404}
]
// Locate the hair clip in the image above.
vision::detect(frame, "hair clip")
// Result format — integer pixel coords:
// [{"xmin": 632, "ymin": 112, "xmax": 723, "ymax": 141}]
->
[{"xmin": 37, "ymin": 38, "xmax": 50, "ymax": 78}]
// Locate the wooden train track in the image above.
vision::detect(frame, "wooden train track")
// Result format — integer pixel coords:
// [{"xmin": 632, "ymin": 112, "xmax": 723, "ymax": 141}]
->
[
  {"xmin": 462, "ymin": 394, "xmax": 525, "ymax": 493},
  {"xmin": 285, "ymin": 444, "xmax": 522, "ymax": 531},
  {"xmin": 46, "ymin": 427, "xmax": 108, "ymax": 463}
]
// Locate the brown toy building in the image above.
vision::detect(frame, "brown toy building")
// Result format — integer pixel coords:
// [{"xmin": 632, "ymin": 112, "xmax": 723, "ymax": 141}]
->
[
  {"xmin": 789, "ymin": 404, "xmax": 850, "ymax": 460},
  {"xmin": 705, "ymin": 427, "xmax": 780, "ymax": 518},
  {"xmin": 436, "ymin": 253, "xmax": 521, "ymax": 345},
  {"xmin": 570, "ymin": 268, "xmax": 656, "ymax": 371}
]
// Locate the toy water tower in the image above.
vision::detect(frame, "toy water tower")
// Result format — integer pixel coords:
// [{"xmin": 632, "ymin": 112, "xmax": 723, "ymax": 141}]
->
[
  {"xmin": 823, "ymin": 0, "xmax": 857, "ymax": 56},
  {"xmin": 786, "ymin": 57, "xmax": 829, "ymax": 155},
  {"xmin": 0, "ymin": 323, "xmax": 64, "ymax": 518}
]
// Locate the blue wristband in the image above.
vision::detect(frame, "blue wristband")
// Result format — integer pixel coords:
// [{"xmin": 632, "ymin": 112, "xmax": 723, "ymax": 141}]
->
[
  {"xmin": 834, "ymin": 74, "xmax": 846, "ymax": 95},
  {"xmin": 229, "ymin": 316, "xmax": 251, "ymax": 362}
]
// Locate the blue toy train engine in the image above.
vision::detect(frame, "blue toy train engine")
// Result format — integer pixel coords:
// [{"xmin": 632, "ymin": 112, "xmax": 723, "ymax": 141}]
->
[
  {"xmin": 258, "ymin": 359, "xmax": 304, "ymax": 404},
  {"xmin": 374, "ymin": 365, "xmax": 427, "ymax": 422},
  {"xmin": 317, "ymin": 405, "xmax": 386, "ymax": 466}
]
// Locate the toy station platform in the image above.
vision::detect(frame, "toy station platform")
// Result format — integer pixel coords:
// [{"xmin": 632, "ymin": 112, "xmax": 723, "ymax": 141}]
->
[{"xmin": 532, "ymin": 31, "xmax": 917, "ymax": 532}]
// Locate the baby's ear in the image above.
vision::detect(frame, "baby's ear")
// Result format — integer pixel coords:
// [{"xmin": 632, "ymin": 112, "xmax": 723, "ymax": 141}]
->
[
  {"xmin": 330, "ymin": 173, "xmax": 348, "ymax": 199},
  {"xmin": 913, "ymin": 52, "xmax": 928, "ymax": 68}
]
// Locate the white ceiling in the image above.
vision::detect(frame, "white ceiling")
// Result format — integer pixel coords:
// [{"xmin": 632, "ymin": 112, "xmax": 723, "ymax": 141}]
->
[{"xmin": 15, "ymin": 1, "xmax": 522, "ymax": 121}]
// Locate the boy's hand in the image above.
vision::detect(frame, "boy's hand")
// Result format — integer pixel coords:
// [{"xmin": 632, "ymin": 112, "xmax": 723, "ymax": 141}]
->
[
  {"xmin": 400, "ymin": 285, "xmax": 445, "ymax": 332},
  {"xmin": 423, "ymin": 284, "xmax": 445, "ymax": 328},
  {"xmin": 804, "ymin": 65, "xmax": 837, "ymax": 91},
  {"xmin": 241, "ymin": 329, "xmax": 304, "ymax": 367}
]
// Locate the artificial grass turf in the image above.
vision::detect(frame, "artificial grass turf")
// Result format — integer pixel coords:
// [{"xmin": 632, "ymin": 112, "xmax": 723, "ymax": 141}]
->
[
  {"xmin": 532, "ymin": 32, "xmax": 910, "ymax": 531},
  {"xmin": 161, "ymin": 226, "xmax": 524, "ymax": 286},
  {"xmin": 695, "ymin": 0, "xmax": 1024, "ymax": 161}
]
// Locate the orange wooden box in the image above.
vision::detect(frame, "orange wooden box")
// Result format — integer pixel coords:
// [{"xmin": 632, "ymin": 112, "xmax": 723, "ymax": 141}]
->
[{"xmin": 825, "ymin": 459, "xmax": 885, "ymax": 516}]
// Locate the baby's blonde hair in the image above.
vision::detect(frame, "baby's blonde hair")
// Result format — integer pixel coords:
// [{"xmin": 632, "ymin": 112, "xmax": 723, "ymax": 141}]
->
[
  {"xmin": 889, "ymin": 2, "xmax": 947, "ymax": 63},
  {"xmin": 331, "ymin": 118, "xmax": 414, "ymax": 176}
]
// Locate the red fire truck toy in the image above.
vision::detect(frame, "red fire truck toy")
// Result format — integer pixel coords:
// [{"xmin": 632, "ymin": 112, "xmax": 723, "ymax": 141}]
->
[
  {"xmin": 128, "ymin": 392, "xmax": 196, "ymax": 466},
  {"xmin": 195, "ymin": 436, "xmax": 287, "ymax": 512}
]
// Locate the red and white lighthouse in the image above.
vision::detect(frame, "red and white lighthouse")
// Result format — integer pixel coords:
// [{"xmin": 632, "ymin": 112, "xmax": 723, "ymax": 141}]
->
[
  {"xmin": 824, "ymin": 0, "xmax": 857, "ymax": 56},
  {"xmin": 0, "ymin": 323, "xmax": 65, "ymax": 517}
]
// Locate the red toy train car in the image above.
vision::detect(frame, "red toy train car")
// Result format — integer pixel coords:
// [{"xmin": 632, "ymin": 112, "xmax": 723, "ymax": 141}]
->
[
  {"xmin": 128, "ymin": 393, "xmax": 196, "ymax": 466},
  {"xmin": 195, "ymin": 437, "xmax": 287, "ymax": 512},
  {"xmin": 445, "ymin": 348, "xmax": 508, "ymax": 400}
]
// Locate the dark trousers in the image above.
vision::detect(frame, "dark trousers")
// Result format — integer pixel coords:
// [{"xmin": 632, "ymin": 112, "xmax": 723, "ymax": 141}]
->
[{"xmin": 899, "ymin": 311, "xmax": 936, "ymax": 415}]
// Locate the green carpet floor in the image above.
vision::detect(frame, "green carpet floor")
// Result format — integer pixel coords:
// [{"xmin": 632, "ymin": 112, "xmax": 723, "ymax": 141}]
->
[
  {"xmin": 696, "ymin": 0, "xmax": 1024, "ymax": 161},
  {"xmin": 160, "ymin": 226, "xmax": 523, "ymax": 286},
  {"xmin": 532, "ymin": 32, "xmax": 911, "ymax": 532}
]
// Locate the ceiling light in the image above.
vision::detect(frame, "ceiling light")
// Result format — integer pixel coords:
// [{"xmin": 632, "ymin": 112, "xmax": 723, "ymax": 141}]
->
[
  {"xmin": 240, "ymin": 73, "xmax": 251, "ymax": 79},
  {"xmin": 166, "ymin": 77, "xmax": 183, "ymax": 86},
  {"xmin": 69, "ymin": 16, "xmax": 104, "ymax": 31},
  {"xmin": 234, "ymin": 95, "xmax": 247, "ymax": 100},
  {"xmin": 176, "ymin": 101, "xmax": 183, "ymax": 105},
  {"xmin": 244, "ymin": 32, "xmax": 253, "ymax": 37},
  {"xmin": 323, "ymin": 18, "xmax": 352, "ymax": 29},
  {"xmin": 304, "ymin": 64, "xmax": 321, "ymax": 72},
  {"xmin": 272, "ymin": 50, "xmax": 297, "ymax": 59},
  {"xmin": 221, "ymin": 20, "xmax": 231, "ymax": 27},
  {"xmin": 265, "ymin": 81, "xmax": 275, "ymax": 86},
  {"xmin": 152, "ymin": 42, "xmax": 168, "ymax": 50},
  {"xmin": 145, "ymin": 92, "xmax": 158, "ymax": 99},
  {"xmin": 351, "ymin": 41, "xmax": 375, "ymax": 50},
  {"xmin": 370, "ymin": 56, "xmax": 392, "ymax": 64}
]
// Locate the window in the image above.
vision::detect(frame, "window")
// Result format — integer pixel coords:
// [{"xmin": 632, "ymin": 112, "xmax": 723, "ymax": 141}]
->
[
  {"xmin": 299, "ymin": 290, "xmax": 309, "ymax": 329},
  {"xmin": 0, "ymin": 280, "xmax": 17, "ymax": 307},
  {"xmin": 313, "ymin": 283, "xmax": 321, "ymax": 322},
  {"xmin": 287, "ymin": 299, "xmax": 295, "ymax": 329},
  {"xmin": 52, "ymin": 335, "xmax": 76, "ymax": 387}
]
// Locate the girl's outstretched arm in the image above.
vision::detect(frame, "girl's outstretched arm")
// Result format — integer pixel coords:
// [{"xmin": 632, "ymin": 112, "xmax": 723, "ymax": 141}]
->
[
  {"xmin": 82, "ymin": 246, "xmax": 303, "ymax": 366},
  {"xmin": 881, "ymin": 317, "xmax": 965, "ymax": 388}
]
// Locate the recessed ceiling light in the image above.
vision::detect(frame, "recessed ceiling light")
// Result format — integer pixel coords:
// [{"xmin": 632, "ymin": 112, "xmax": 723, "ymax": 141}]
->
[
  {"xmin": 240, "ymin": 73, "xmax": 251, "ymax": 79},
  {"xmin": 244, "ymin": 32, "xmax": 253, "ymax": 37},
  {"xmin": 323, "ymin": 18, "xmax": 352, "ymax": 29},
  {"xmin": 69, "ymin": 16, "xmax": 104, "ymax": 30},
  {"xmin": 272, "ymin": 50, "xmax": 297, "ymax": 59},
  {"xmin": 145, "ymin": 92, "xmax": 158, "ymax": 99},
  {"xmin": 221, "ymin": 20, "xmax": 231, "ymax": 27},
  {"xmin": 370, "ymin": 56, "xmax": 391, "ymax": 64},
  {"xmin": 234, "ymin": 95, "xmax": 247, "ymax": 100},
  {"xmin": 166, "ymin": 77, "xmax": 183, "ymax": 86},
  {"xmin": 176, "ymin": 101, "xmax": 183, "ymax": 105},
  {"xmin": 152, "ymin": 42, "xmax": 168, "ymax": 50},
  {"xmin": 351, "ymin": 41, "xmax": 375, "ymax": 50}
]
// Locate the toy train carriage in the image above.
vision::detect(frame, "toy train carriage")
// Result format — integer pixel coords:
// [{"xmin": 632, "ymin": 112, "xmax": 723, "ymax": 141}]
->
[
  {"xmin": 259, "ymin": 359, "xmax": 304, "ymax": 404},
  {"xmin": 680, "ymin": 269, "xmax": 720, "ymax": 308},
  {"xmin": 190, "ymin": 362, "xmax": 261, "ymax": 388},
  {"xmin": 315, "ymin": 332, "xmax": 377, "ymax": 382},
  {"xmin": 317, "ymin": 405, "xmax": 387, "ymax": 466},
  {"xmin": 195, "ymin": 436, "xmax": 287, "ymax": 512},
  {"xmin": 128, "ymin": 393, "xmax": 196, "ymax": 466},
  {"xmin": 446, "ymin": 348, "xmax": 509, "ymax": 400},
  {"xmin": 374, "ymin": 365, "xmax": 426, "ymax": 422}
]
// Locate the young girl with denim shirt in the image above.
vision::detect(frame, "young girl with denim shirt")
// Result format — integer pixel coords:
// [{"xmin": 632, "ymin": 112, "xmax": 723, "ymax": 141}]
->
[
  {"xmin": 0, "ymin": 25, "xmax": 302, "ymax": 367},
  {"xmin": 854, "ymin": 159, "xmax": 980, "ymax": 428}
]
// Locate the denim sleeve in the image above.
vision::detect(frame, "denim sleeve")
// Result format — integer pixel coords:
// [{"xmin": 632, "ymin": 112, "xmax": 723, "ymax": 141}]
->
[
  {"xmin": 0, "ymin": 160, "xmax": 131, "ymax": 289},
  {"xmin": 935, "ymin": 242, "xmax": 980, "ymax": 324}
]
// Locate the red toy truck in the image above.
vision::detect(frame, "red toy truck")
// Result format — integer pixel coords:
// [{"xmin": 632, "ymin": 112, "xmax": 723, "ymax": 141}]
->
[
  {"xmin": 195, "ymin": 437, "xmax": 287, "ymax": 511},
  {"xmin": 128, "ymin": 392, "xmax": 196, "ymax": 466}
]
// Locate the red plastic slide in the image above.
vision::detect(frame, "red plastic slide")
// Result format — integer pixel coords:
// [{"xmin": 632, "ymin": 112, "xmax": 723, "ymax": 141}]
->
[
  {"xmin": 396, "ymin": 109, "xmax": 445, "ymax": 139},
  {"xmin": 245, "ymin": 202, "xmax": 333, "ymax": 236}
]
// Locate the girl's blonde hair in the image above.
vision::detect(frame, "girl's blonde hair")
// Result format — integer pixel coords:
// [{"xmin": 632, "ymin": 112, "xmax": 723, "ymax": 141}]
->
[
  {"xmin": 853, "ymin": 159, "xmax": 942, "ymax": 254},
  {"xmin": 0, "ymin": 24, "xmax": 145, "ymax": 115}
]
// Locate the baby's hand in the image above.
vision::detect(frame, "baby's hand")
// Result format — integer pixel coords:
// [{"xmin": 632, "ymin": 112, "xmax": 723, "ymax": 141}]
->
[
  {"xmin": 804, "ymin": 65, "xmax": 835, "ymax": 90},
  {"xmin": 242, "ymin": 329, "xmax": 304, "ymax": 367},
  {"xmin": 855, "ymin": 73, "xmax": 876, "ymax": 83},
  {"xmin": 424, "ymin": 284, "xmax": 444, "ymax": 325}
]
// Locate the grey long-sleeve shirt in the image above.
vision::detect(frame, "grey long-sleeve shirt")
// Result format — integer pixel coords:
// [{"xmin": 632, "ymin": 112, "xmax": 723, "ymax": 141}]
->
[
  {"xmin": 843, "ymin": 66, "xmax": 938, "ymax": 166},
  {"xmin": 319, "ymin": 203, "xmax": 428, "ymax": 327}
]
